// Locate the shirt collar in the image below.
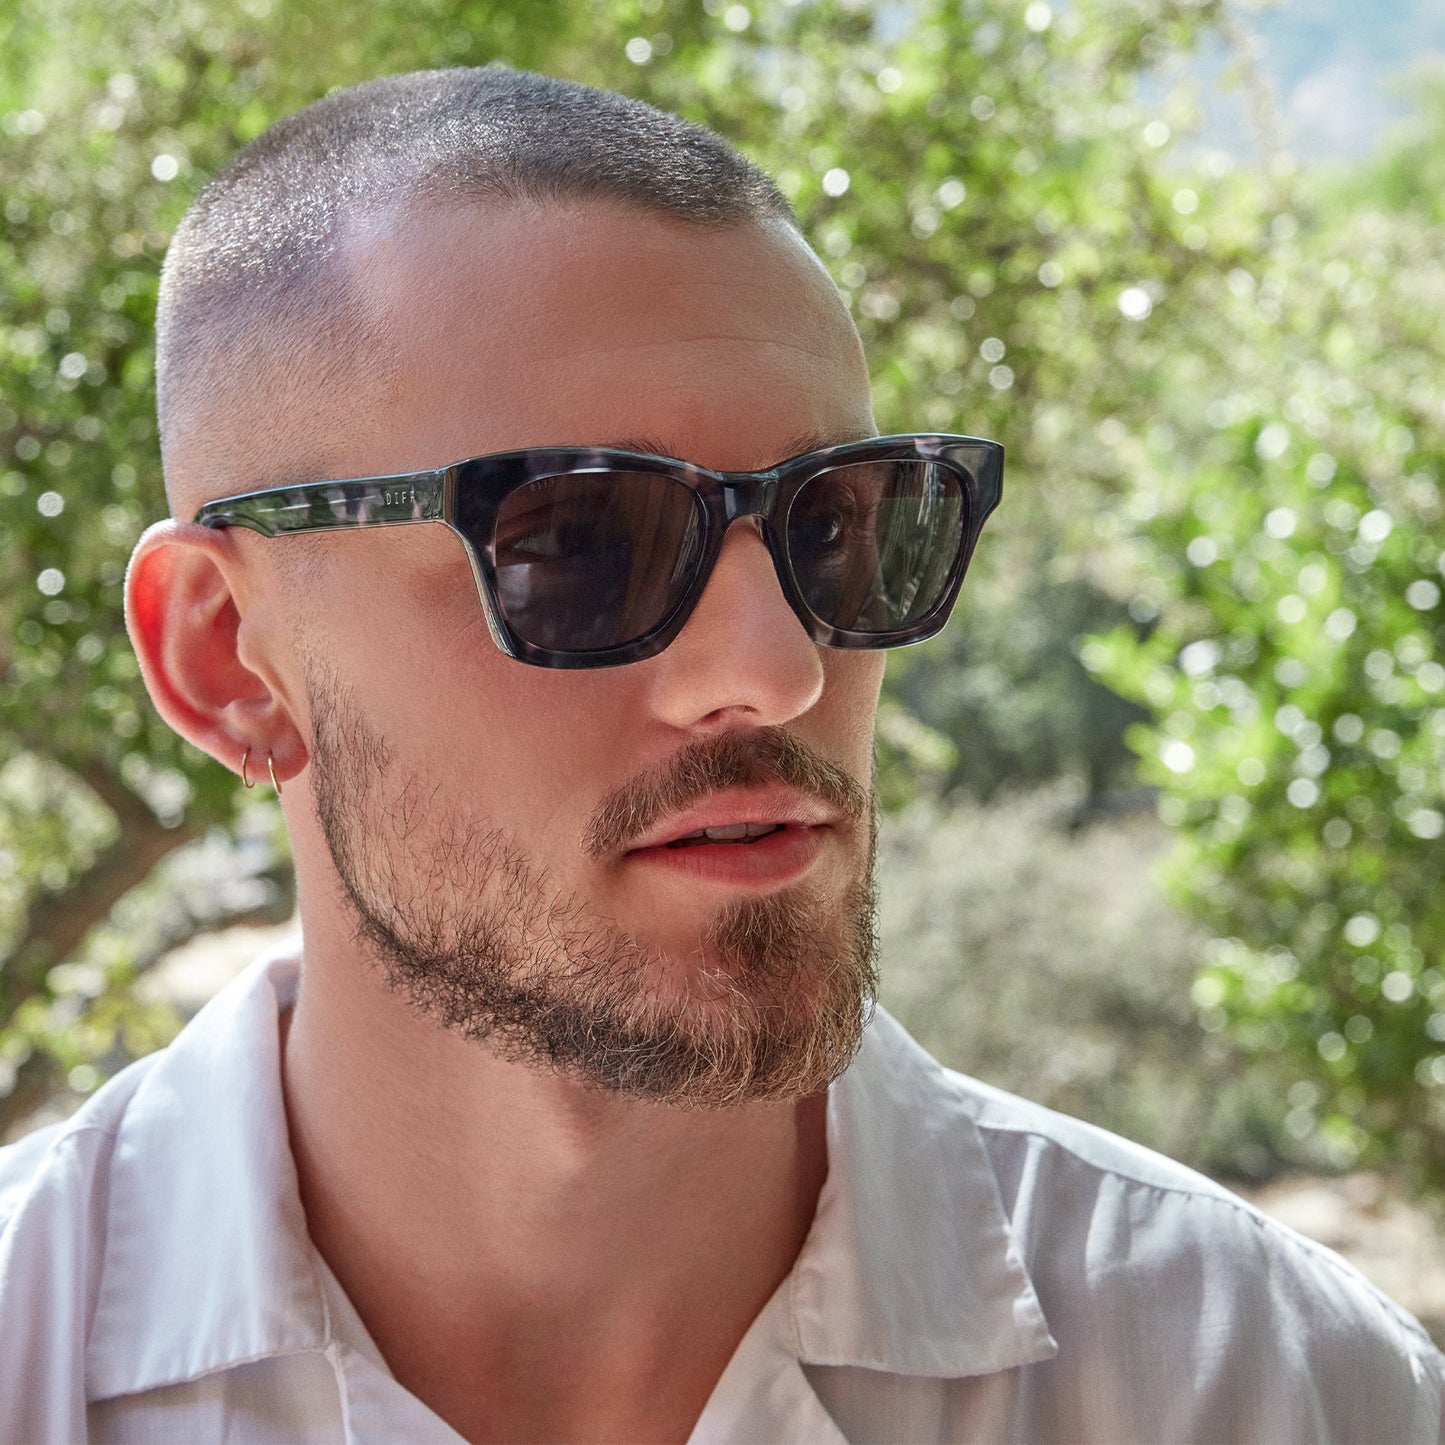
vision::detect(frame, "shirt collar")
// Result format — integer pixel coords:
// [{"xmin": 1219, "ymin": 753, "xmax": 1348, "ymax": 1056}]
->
[
  {"xmin": 789, "ymin": 1005, "xmax": 1057, "ymax": 1377},
  {"xmin": 85, "ymin": 949, "xmax": 1055, "ymax": 1404}
]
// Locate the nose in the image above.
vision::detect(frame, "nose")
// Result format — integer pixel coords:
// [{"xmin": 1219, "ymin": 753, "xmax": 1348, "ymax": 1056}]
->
[{"xmin": 645, "ymin": 519, "xmax": 825, "ymax": 732}]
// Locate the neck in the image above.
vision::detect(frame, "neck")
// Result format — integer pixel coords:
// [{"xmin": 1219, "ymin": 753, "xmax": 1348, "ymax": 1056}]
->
[{"xmin": 281, "ymin": 910, "xmax": 828, "ymax": 1445}]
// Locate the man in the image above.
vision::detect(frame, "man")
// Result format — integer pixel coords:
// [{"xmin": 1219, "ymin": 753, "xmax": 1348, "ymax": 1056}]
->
[{"xmin": 0, "ymin": 66, "xmax": 1439, "ymax": 1444}]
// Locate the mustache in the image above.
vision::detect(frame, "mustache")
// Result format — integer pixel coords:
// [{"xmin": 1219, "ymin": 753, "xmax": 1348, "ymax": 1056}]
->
[{"xmin": 583, "ymin": 727, "xmax": 869, "ymax": 859}]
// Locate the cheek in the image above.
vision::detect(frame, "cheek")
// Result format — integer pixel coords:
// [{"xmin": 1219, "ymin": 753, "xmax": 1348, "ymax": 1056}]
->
[
  {"xmin": 289, "ymin": 539, "xmax": 496, "ymax": 741},
  {"xmin": 820, "ymin": 650, "xmax": 887, "ymax": 761},
  {"xmin": 413, "ymin": 628, "xmax": 648, "ymax": 823},
  {"xmin": 287, "ymin": 539, "xmax": 650, "ymax": 856}
]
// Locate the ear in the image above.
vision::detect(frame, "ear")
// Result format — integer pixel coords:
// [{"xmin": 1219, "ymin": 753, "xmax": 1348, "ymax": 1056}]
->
[{"xmin": 125, "ymin": 521, "xmax": 307, "ymax": 785}]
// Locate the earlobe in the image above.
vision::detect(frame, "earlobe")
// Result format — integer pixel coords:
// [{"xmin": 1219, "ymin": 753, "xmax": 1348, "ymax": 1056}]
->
[{"xmin": 125, "ymin": 521, "xmax": 306, "ymax": 785}]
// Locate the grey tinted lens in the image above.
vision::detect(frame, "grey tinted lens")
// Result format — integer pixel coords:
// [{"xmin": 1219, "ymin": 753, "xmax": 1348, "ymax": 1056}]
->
[
  {"xmin": 493, "ymin": 471, "xmax": 704, "ymax": 651},
  {"xmin": 787, "ymin": 460, "xmax": 964, "ymax": 630}
]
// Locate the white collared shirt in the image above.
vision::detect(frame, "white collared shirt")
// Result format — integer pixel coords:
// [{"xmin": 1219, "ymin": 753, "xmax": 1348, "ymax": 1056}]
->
[{"xmin": 1, "ymin": 943, "xmax": 1440, "ymax": 1443}]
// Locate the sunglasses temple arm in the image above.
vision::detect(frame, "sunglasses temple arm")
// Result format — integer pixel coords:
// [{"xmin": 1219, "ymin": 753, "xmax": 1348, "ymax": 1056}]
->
[{"xmin": 194, "ymin": 470, "xmax": 450, "ymax": 536}]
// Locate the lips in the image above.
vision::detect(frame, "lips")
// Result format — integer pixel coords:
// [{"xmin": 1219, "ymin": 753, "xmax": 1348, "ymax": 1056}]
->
[{"xmin": 622, "ymin": 787, "xmax": 841, "ymax": 855}]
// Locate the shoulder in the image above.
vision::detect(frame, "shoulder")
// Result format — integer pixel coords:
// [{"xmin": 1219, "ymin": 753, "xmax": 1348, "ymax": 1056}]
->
[
  {"xmin": 949, "ymin": 1062, "xmax": 1444, "ymax": 1438},
  {"xmin": 0, "ymin": 1052, "xmax": 161, "ymax": 1294},
  {"xmin": 1, "ymin": 1057, "xmax": 154, "ymax": 1236},
  {"xmin": 0, "ymin": 1055, "xmax": 161, "ymax": 1440},
  {"xmin": 859, "ymin": 1009, "xmax": 1443, "ymax": 1440}
]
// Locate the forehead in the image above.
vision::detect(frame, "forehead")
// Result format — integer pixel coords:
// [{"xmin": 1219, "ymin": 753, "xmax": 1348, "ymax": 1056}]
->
[{"xmin": 332, "ymin": 198, "xmax": 874, "ymax": 476}]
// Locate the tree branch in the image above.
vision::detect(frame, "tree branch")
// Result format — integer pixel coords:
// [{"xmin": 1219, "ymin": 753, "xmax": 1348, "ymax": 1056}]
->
[{"xmin": 2, "ymin": 766, "xmax": 201, "ymax": 1009}]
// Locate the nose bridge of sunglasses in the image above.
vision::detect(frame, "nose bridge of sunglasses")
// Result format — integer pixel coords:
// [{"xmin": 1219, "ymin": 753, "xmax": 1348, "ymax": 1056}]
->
[
  {"xmin": 705, "ymin": 475, "xmax": 805, "ymax": 622},
  {"xmin": 718, "ymin": 472, "xmax": 781, "ymax": 526}
]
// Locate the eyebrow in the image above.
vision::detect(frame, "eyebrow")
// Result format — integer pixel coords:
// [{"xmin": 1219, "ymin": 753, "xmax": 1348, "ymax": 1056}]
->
[
  {"xmin": 598, "ymin": 429, "xmax": 876, "ymax": 469},
  {"xmin": 249, "ymin": 429, "xmax": 880, "ymax": 495}
]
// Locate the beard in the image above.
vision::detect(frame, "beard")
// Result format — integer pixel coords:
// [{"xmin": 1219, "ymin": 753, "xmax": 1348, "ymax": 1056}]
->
[{"xmin": 306, "ymin": 670, "xmax": 879, "ymax": 1109}]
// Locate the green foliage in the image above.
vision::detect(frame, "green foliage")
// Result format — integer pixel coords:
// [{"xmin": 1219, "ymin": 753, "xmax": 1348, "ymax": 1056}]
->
[{"xmin": 1087, "ymin": 176, "xmax": 1445, "ymax": 1188}]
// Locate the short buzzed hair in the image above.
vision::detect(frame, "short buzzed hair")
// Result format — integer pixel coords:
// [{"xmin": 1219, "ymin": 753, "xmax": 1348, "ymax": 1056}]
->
[{"xmin": 156, "ymin": 67, "xmax": 797, "ymax": 510}]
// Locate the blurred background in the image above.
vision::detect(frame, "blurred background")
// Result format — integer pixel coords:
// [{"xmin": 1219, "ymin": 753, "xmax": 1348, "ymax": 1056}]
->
[{"xmin": 2, "ymin": 0, "xmax": 1443, "ymax": 1336}]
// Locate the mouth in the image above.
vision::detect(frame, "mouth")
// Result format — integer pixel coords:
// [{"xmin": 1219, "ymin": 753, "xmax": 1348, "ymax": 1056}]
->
[
  {"xmin": 619, "ymin": 788, "xmax": 842, "ymax": 888},
  {"xmin": 622, "ymin": 786, "xmax": 842, "ymax": 853}
]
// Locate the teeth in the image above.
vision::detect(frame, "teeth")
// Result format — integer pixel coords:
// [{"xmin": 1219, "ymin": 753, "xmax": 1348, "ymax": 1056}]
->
[
  {"xmin": 706, "ymin": 822, "xmax": 781, "ymax": 841},
  {"xmin": 668, "ymin": 822, "xmax": 783, "ymax": 846}
]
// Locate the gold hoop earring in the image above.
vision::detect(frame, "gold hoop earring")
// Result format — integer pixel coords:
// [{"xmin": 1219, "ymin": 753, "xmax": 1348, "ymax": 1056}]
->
[
  {"xmin": 267, "ymin": 754, "xmax": 283, "ymax": 796},
  {"xmin": 240, "ymin": 748, "xmax": 255, "ymax": 789}
]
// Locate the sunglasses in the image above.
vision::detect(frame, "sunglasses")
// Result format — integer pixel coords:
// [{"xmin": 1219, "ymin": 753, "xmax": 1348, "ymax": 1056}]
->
[{"xmin": 194, "ymin": 433, "xmax": 1002, "ymax": 669}]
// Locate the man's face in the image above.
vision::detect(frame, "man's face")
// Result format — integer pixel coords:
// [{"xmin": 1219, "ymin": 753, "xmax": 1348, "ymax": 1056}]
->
[{"xmin": 281, "ymin": 200, "xmax": 886, "ymax": 1106}]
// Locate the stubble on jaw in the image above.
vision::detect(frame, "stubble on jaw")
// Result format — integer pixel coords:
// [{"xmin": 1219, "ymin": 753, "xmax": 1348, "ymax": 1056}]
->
[{"xmin": 305, "ymin": 667, "xmax": 879, "ymax": 1109}]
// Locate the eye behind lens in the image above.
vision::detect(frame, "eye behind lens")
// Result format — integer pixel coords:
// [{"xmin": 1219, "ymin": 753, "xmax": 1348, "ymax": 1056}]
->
[
  {"xmin": 493, "ymin": 470, "xmax": 705, "ymax": 653},
  {"xmin": 786, "ymin": 460, "xmax": 966, "ymax": 633}
]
